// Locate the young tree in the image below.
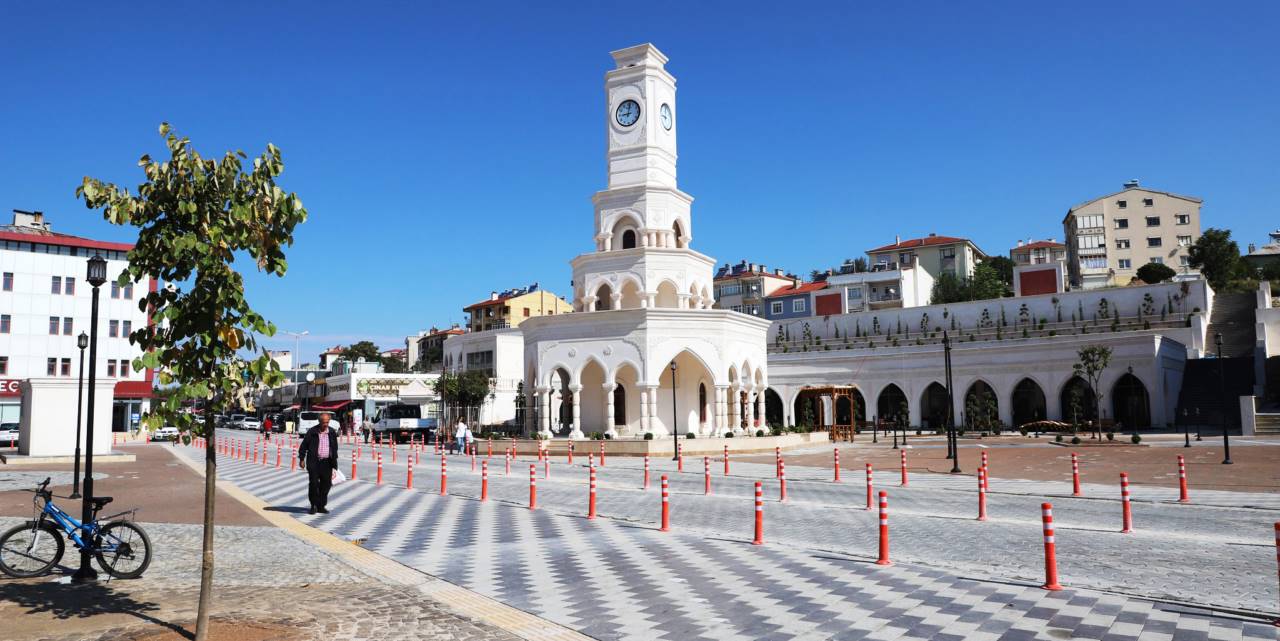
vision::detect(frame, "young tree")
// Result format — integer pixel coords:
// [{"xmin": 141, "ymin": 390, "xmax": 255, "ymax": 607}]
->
[
  {"xmin": 1188, "ymin": 228, "xmax": 1247, "ymax": 290},
  {"xmin": 967, "ymin": 263, "xmax": 1009, "ymax": 301},
  {"xmin": 1072, "ymin": 345, "xmax": 1112, "ymax": 440},
  {"xmin": 77, "ymin": 123, "xmax": 306, "ymax": 641},
  {"xmin": 930, "ymin": 272, "xmax": 967, "ymax": 304},
  {"xmin": 1135, "ymin": 262, "xmax": 1176, "ymax": 284},
  {"xmin": 341, "ymin": 340, "xmax": 382, "ymax": 363},
  {"xmin": 984, "ymin": 256, "xmax": 1016, "ymax": 287},
  {"xmin": 380, "ymin": 353, "xmax": 408, "ymax": 373}
]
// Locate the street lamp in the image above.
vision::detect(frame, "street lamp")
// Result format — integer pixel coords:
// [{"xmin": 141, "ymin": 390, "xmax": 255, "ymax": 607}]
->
[
  {"xmin": 669, "ymin": 361, "xmax": 679, "ymax": 460},
  {"xmin": 943, "ymin": 331, "xmax": 960, "ymax": 474},
  {"xmin": 1216, "ymin": 332, "xmax": 1232, "ymax": 465},
  {"xmin": 73, "ymin": 254, "xmax": 107, "ymax": 583},
  {"xmin": 70, "ymin": 331, "xmax": 89, "ymax": 499},
  {"xmin": 1182, "ymin": 408, "xmax": 1191, "ymax": 448}
]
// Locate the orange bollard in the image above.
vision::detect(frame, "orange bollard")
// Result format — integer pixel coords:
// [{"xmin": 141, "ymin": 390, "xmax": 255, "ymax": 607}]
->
[
  {"xmin": 350, "ymin": 451, "xmax": 356, "ymax": 481},
  {"xmin": 779, "ymin": 459, "xmax": 787, "ymax": 502},
  {"xmin": 977, "ymin": 467, "xmax": 988, "ymax": 521},
  {"xmin": 505, "ymin": 452, "xmax": 511, "ymax": 476},
  {"xmin": 876, "ymin": 491, "xmax": 891, "ymax": 565},
  {"xmin": 865, "ymin": 463, "xmax": 874, "ymax": 510},
  {"xmin": 981, "ymin": 450, "xmax": 989, "ymax": 489},
  {"xmin": 529, "ymin": 464, "xmax": 537, "ymax": 509},
  {"xmin": 1120, "ymin": 472, "xmax": 1133, "ymax": 533},
  {"xmin": 900, "ymin": 450, "xmax": 908, "ymax": 486},
  {"xmin": 752, "ymin": 481, "xmax": 764, "ymax": 545},
  {"xmin": 376, "ymin": 452, "xmax": 383, "ymax": 485},
  {"xmin": 471, "ymin": 447, "xmax": 477, "ymax": 472},
  {"xmin": 440, "ymin": 455, "xmax": 447, "ymax": 495},
  {"xmin": 1071, "ymin": 452, "xmax": 1082, "ymax": 496},
  {"xmin": 833, "ymin": 448, "xmax": 841, "ymax": 482},
  {"xmin": 644, "ymin": 454, "xmax": 650, "ymax": 490},
  {"xmin": 543, "ymin": 456, "xmax": 550, "ymax": 479},
  {"xmin": 1177, "ymin": 456, "xmax": 1190, "ymax": 503},
  {"xmin": 1041, "ymin": 503, "xmax": 1063, "ymax": 590},
  {"xmin": 587, "ymin": 464, "xmax": 597, "ymax": 519},
  {"xmin": 775, "ymin": 446, "xmax": 781, "ymax": 478},
  {"xmin": 276, "ymin": 444, "xmax": 281, "ymax": 468},
  {"xmin": 723, "ymin": 446, "xmax": 730, "ymax": 476},
  {"xmin": 599, "ymin": 441, "xmax": 605, "ymax": 467},
  {"xmin": 568, "ymin": 440, "xmax": 573, "ymax": 465},
  {"xmin": 481, "ymin": 460, "xmax": 489, "ymax": 501},
  {"xmin": 406, "ymin": 459, "xmax": 414, "ymax": 490},
  {"xmin": 703, "ymin": 456, "xmax": 711, "ymax": 495},
  {"xmin": 487, "ymin": 437, "xmax": 492, "ymax": 459},
  {"xmin": 659, "ymin": 475, "xmax": 670, "ymax": 531}
]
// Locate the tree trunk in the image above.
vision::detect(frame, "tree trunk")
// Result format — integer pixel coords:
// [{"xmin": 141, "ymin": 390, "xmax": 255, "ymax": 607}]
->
[{"xmin": 195, "ymin": 400, "xmax": 216, "ymax": 640}]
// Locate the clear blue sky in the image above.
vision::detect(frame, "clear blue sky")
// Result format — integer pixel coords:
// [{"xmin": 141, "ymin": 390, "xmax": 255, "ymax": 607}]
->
[{"xmin": 2, "ymin": 2, "xmax": 1276, "ymax": 363}]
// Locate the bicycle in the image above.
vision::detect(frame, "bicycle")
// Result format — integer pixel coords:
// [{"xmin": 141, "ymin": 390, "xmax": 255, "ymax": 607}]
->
[{"xmin": 0, "ymin": 477, "xmax": 152, "ymax": 579}]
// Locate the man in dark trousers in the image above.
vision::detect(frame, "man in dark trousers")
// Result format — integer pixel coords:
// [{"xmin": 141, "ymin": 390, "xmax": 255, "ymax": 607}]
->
[{"xmin": 298, "ymin": 411, "xmax": 339, "ymax": 514}]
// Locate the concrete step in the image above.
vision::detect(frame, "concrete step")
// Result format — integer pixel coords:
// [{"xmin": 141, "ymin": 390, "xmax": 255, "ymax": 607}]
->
[{"xmin": 1255, "ymin": 414, "xmax": 1280, "ymax": 434}]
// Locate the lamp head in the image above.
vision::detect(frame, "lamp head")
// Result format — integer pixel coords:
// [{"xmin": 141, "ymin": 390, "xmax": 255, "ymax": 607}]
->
[
  {"xmin": 86, "ymin": 254, "xmax": 108, "ymax": 287},
  {"xmin": 77, "ymin": 331, "xmax": 89, "ymax": 349},
  {"xmin": 669, "ymin": 361, "xmax": 677, "ymax": 372}
]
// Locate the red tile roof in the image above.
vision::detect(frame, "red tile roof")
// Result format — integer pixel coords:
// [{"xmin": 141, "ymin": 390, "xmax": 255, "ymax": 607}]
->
[
  {"xmin": 867, "ymin": 235, "xmax": 969, "ymax": 254},
  {"xmin": 1012, "ymin": 240, "xmax": 1065, "ymax": 252},
  {"xmin": 464, "ymin": 293, "xmax": 520, "ymax": 310},
  {"xmin": 713, "ymin": 270, "xmax": 793, "ymax": 283},
  {"xmin": 0, "ymin": 229, "xmax": 134, "ymax": 252},
  {"xmin": 766, "ymin": 281, "xmax": 827, "ymax": 298}
]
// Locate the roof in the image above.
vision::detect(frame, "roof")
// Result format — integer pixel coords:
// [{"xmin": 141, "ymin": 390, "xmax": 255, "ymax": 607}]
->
[
  {"xmin": 867, "ymin": 235, "xmax": 977, "ymax": 254},
  {"xmin": 464, "ymin": 292, "xmax": 523, "ymax": 310},
  {"xmin": 713, "ymin": 270, "xmax": 793, "ymax": 283},
  {"xmin": 1012, "ymin": 240, "xmax": 1065, "ymax": 252},
  {"xmin": 765, "ymin": 281, "xmax": 827, "ymax": 298},
  {"xmin": 1064, "ymin": 185, "xmax": 1203, "ymax": 222},
  {"xmin": 0, "ymin": 228, "xmax": 134, "ymax": 253}
]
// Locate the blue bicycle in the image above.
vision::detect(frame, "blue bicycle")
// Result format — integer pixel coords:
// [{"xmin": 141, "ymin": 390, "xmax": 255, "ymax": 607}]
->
[{"xmin": 0, "ymin": 477, "xmax": 152, "ymax": 579}]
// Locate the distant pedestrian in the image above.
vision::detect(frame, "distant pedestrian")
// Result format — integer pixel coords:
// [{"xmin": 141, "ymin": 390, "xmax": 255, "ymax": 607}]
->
[
  {"xmin": 298, "ymin": 411, "xmax": 339, "ymax": 514},
  {"xmin": 362, "ymin": 417, "xmax": 373, "ymax": 443},
  {"xmin": 263, "ymin": 416, "xmax": 273, "ymax": 441},
  {"xmin": 464, "ymin": 423, "xmax": 474, "ymax": 452},
  {"xmin": 454, "ymin": 419, "xmax": 468, "ymax": 454}
]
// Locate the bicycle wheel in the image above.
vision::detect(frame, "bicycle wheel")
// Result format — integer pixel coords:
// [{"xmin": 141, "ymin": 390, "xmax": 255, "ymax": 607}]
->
[
  {"xmin": 94, "ymin": 521, "xmax": 152, "ymax": 579},
  {"xmin": 0, "ymin": 521, "xmax": 64, "ymax": 577}
]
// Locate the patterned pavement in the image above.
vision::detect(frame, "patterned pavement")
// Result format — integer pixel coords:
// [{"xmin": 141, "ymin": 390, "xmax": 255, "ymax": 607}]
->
[{"xmin": 184, "ymin": 438, "xmax": 1280, "ymax": 641}]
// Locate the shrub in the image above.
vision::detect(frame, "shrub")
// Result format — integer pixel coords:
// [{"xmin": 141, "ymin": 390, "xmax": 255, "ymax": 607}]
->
[
  {"xmin": 771, "ymin": 427, "xmax": 782, "ymax": 436},
  {"xmin": 725, "ymin": 432, "xmax": 735, "ymax": 438},
  {"xmin": 685, "ymin": 432, "xmax": 696, "ymax": 439},
  {"xmin": 755, "ymin": 429, "xmax": 765, "ymax": 437},
  {"xmin": 1070, "ymin": 436, "xmax": 1081, "ymax": 444},
  {"xmin": 1019, "ymin": 427, "xmax": 1028, "ymax": 436},
  {"xmin": 643, "ymin": 432, "xmax": 654, "ymax": 440},
  {"xmin": 1131, "ymin": 433, "xmax": 1141, "ymax": 444},
  {"xmin": 604, "ymin": 433, "xmax": 614, "ymax": 440},
  {"xmin": 590, "ymin": 431, "xmax": 603, "ymax": 440},
  {"xmin": 1106, "ymin": 432, "xmax": 1114, "ymax": 441},
  {"xmin": 1055, "ymin": 434, "xmax": 1063, "ymax": 442}
]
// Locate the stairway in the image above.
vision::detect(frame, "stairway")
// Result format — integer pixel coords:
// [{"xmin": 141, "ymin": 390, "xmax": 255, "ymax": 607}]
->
[
  {"xmin": 1256, "ymin": 414, "xmax": 1280, "ymax": 435},
  {"xmin": 1206, "ymin": 292, "xmax": 1256, "ymax": 358},
  {"xmin": 1175, "ymin": 357, "xmax": 1254, "ymax": 432}
]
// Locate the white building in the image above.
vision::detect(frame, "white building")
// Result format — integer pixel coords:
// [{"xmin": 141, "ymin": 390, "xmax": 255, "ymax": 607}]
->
[
  {"xmin": 519, "ymin": 44, "xmax": 771, "ymax": 439},
  {"xmin": 0, "ymin": 210, "xmax": 153, "ymax": 431},
  {"xmin": 443, "ymin": 328, "xmax": 525, "ymax": 426}
]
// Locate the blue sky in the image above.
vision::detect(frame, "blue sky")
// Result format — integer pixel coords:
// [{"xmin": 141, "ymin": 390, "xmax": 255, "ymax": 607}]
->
[{"xmin": 2, "ymin": 2, "xmax": 1276, "ymax": 363}]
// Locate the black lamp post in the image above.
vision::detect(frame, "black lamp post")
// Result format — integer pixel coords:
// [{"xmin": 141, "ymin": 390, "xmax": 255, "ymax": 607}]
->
[
  {"xmin": 70, "ymin": 331, "xmax": 89, "ymax": 499},
  {"xmin": 73, "ymin": 254, "xmax": 107, "ymax": 583},
  {"xmin": 669, "ymin": 361, "xmax": 679, "ymax": 460},
  {"xmin": 1182, "ymin": 409, "xmax": 1191, "ymax": 448},
  {"xmin": 943, "ymin": 331, "xmax": 960, "ymax": 474},
  {"xmin": 1216, "ymin": 332, "xmax": 1232, "ymax": 465}
]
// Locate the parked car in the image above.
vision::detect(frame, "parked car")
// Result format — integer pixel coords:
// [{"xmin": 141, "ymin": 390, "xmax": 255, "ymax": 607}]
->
[
  {"xmin": 240, "ymin": 417, "xmax": 262, "ymax": 432},
  {"xmin": 154, "ymin": 426, "xmax": 180, "ymax": 441},
  {"xmin": 0, "ymin": 422, "xmax": 19, "ymax": 446},
  {"xmin": 229, "ymin": 414, "xmax": 247, "ymax": 429}
]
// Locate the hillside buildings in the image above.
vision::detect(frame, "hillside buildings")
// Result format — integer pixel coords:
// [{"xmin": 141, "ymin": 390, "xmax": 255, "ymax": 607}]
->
[
  {"xmin": 712, "ymin": 261, "xmax": 796, "ymax": 317},
  {"xmin": 1064, "ymin": 181, "xmax": 1202, "ymax": 289},
  {"xmin": 463, "ymin": 284, "xmax": 571, "ymax": 332}
]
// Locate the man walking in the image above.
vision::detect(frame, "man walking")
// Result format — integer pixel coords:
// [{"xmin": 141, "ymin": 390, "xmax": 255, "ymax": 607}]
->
[
  {"xmin": 298, "ymin": 411, "xmax": 339, "ymax": 514},
  {"xmin": 454, "ymin": 418, "xmax": 468, "ymax": 455}
]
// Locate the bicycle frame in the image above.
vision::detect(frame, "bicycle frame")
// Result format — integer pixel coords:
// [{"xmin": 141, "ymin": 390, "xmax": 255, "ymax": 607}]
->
[{"xmin": 37, "ymin": 500, "xmax": 97, "ymax": 550}]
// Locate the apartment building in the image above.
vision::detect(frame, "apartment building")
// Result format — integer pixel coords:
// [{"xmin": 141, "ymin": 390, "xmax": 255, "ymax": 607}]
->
[
  {"xmin": 1010, "ymin": 239, "xmax": 1066, "ymax": 265},
  {"xmin": 1063, "ymin": 180, "xmax": 1202, "ymax": 289},
  {"xmin": 412, "ymin": 325, "xmax": 465, "ymax": 372},
  {"xmin": 712, "ymin": 260, "xmax": 796, "ymax": 317},
  {"xmin": 463, "ymin": 284, "xmax": 571, "ymax": 333}
]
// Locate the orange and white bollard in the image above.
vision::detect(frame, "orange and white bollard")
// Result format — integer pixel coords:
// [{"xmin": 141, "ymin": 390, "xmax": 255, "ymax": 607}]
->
[
  {"xmin": 587, "ymin": 464, "xmax": 597, "ymax": 519},
  {"xmin": 677, "ymin": 445, "xmax": 683, "ymax": 472},
  {"xmin": 659, "ymin": 475, "xmax": 670, "ymax": 531},
  {"xmin": 543, "ymin": 456, "xmax": 550, "ymax": 479},
  {"xmin": 833, "ymin": 448, "xmax": 841, "ymax": 482},
  {"xmin": 723, "ymin": 446, "xmax": 730, "ymax": 476},
  {"xmin": 505, "ymin": 452, "xmax": 511, "ymax": 476},
  {"xmin": 275, "ymin": 444, "xmax": 281, "ymax": 468},
  {"xmin": 900, "ymin": 450, "xmax": 908, "ymax": 486},
  {"xmin": 865, "ymin": 463, "xmax": 874, "ymax": 510},
  {"xmin": 779, "ymin": 459, "xmax": 787, "ymax": 502},
  {"xmin": 391, "ymin": 442, "xmax": 396, "ymax": 464},
  {"xmin": 440, "ymin": 455, "xmax": 447, "ymax": 496},
  {"xmin": 568, "ymin": 440, "xmax": 573, "ymax": 465},
  {"xmin": 1177, "ymin": 456, "xmax": 1190, "ymax": 503},
  {"xmin": 644, "ymin": 454, "xmax": 651, "ymax": 489},
  {"xmin": 1041, "ymin": 503, "xmax": 1063, "ymax": 590},
  {"xmin": 981, "ymin": 450, "xmax": 989, "ymax": 489},
  {"xmin": 775, "ymin": 446, "xmax": 782, "ymax": 478},
  {"xmin": 876, "ymin": 491, "xmax": 891, "ymax": 566},
  {"xmin": 350, "ymin": 451, "xmax": 356, "ymax": 481},
  {"xmin": 599, "ymin": 441, "xmax": 606, "ymax": 466},
  {"xmin": 1071, "ymin": 452, "xmax": 1082, "ymax": 497},
  {"xmin": 977, "ymin": 467, "xmax": 988, "ymax": 521},
  {"xmin": 481, "ymin": 460, "xmax": 489, "ymax": 501},
  {"xmin": 1273, "ymin": 522, "xmax": 1279, "ymax": 626},
  {"xmin": 472, "ymin": 447, "xmax": 477, "ymax": 472},
  {"xmin": 376, "ymin": 452, "xmax": 383, "ymax": 485},
  {"xmin": 1120, "ymin": 472, "xmax": 1133, "ymax": 533},
  {"xmin": 703, "ymin": 456, "xmax": 711, "ymax": 495},
  {"xmin": 406, "ymin": 459, "xmax": 414, "ymax": 490},
  {"xmin": 487, "ymin": 437, "xmax": 492, "ymax": 459},
  {"xmin": 529, "ymin": 464, "xmax": 537, "ymax": 509},
  {"xmin": 752, "ymin": 481, "xmax": 764, "ymax": 545}
]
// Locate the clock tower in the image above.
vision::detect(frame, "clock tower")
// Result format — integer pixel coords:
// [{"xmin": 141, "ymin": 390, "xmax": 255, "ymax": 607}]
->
[{"xmin": 605, "ymin": 43, "xmax": 679, "ymax": 190}]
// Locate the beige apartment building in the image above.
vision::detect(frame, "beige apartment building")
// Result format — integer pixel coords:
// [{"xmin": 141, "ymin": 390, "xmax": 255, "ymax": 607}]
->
[
  {"xmin": 463, "ymin": 284, "xmax": 572, "ymax": 332},
  {"xmin": 1063, "ymin": 180, "xmax": 1202, "ymax": 289}
]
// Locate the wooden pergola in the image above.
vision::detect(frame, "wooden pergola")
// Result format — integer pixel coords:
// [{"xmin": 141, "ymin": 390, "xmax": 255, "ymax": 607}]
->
[{"xmin": 795, "ymin": 386, "xmax": 864, "ymax": 442}]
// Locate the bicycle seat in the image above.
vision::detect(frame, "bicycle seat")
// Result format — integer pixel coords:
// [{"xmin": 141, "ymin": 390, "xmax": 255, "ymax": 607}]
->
[{"xmin": 91, "ymin": 496, "xmax": 113, "ymax": 509}]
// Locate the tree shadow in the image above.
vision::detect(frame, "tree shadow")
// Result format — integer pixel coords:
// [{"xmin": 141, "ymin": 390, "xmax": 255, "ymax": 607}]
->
[
  {"xmin": 0, "ymin": 579, "xmax": 193, "ymax": 638},
  {"xmin": 263, "ymin": 506, "xmax": 309, "ymax": 514}
]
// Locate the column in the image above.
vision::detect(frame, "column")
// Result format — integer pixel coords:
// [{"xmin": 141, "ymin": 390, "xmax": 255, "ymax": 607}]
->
[
  {"xmin": 677, "ymin": 293, "xmax": 690, "ymax": 309},
  {"xmin": 645, "ymin": 293, "xmax": 656, "ymax": 308},
  {"xmin": 569, "ymin": 384, "xmax": 584, "ymax": 439},
  {"xmin": 537, "ymin": 387, "xmax": 551, "ymax": 437},
  {"xmin": 603, "ymin": 382, "xmax": 618, "ymax": 438},
  {"xmin": 755, "ymin": 389, "xmax": 765, "ymax": 431},
  {"xmin": 646, "ymin": 384, "xmax": 665, "ymax": 436},
  {"xmin": 639, "ymin": 387, "xmax": 650, "ymax": 434},
  {"xmin": 611, "ymin": 292, "xmax": 622, "ymax": 308}
]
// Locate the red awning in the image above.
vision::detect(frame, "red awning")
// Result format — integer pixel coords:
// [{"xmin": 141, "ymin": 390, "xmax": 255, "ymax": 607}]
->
[
  {"xmin": 311, "ymin": 400, "xmax": 350, "ymax": 411},
  {"xmin": 287, "ymin": 404, "xmax": 300, "ymax": 410}
]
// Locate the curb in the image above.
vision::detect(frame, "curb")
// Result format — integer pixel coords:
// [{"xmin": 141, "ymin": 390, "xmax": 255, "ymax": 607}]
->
[{"xmin": 168, "ymin": 446, "xmax": 592, "ymax": 641}]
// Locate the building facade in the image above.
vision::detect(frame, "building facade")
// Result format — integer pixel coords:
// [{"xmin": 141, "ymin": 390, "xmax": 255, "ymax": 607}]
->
[
  {"xmin": 867, "ymin": 234, "xmax": 986, "ymax": 281},
  {"xmin": 1011, "ymin": 239, "xmax": 1067, "ymax": 266},
  {"xmin": 1064, "ymin": 180, "xmax": 1202, "ymax": 289},
  {"xmin": 0, "ymin": 210, "xmax": 154, "ymax": 431},
  {"xmin": 442, "ymin": 328, "xmax": 524, "ymax": 426},
  {"xmin": 712, "ymin": 261, "xmax": 796, "ymax": 317},
  {"xmin": 763, "ymin": 280, "xmax": 827, "ymax": 320},
  {"xmin": 463, "ymin": 285, "xmax": 571, "ymax": 332},
  {"xmin": 413, "ymin": 325, "xmax": 465, "ymax": 372}
]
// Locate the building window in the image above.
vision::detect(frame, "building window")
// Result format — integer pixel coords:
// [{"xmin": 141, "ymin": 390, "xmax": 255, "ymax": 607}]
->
[
  {"xmin": 1117, "ymin": 200, "xmax": 1127, "ymax": 209},
  {"xmin": 1114, "ymin": 218, "xmax": 1129, "ymax": 230},
  {"xmin": 0, "ymin": 356, "xmax": 7, "ymax": 375},
  {"xmin": 0, "ymin": 315, "xmax": 9, "ymax": 333},
  {"xmin": 792, "ymin": 299, "xmax": 806, "ymax": 313},
  {"xmin": 122, "ymin": 320, "xmax": 132, "ymax": 336},
  {"xmin": 720, "ymin": 283, "xmax": 742, "ymax": 297},
  {"xmin": 1180, "ymin": 255, "xmax": 1190, "ymax": 267},
  {"xmin": 124, "ymin": 283, "xmax": 133, "ymax": 299},
  {"xmin": 523, "ymin": 307, "xmax": 530, "ymax": 317},
  {"xmin": 108, "ymin": 360, "xmax": 117, "ymax": 377},
  {"xmin": 1177, "ymin": 235, "xmax": 1192, "ymax": 247},
  {"xmin": 51, "ymin": 276, "xmax": 62, "ymax": 294},
  {"xmin": 1081, "ymin": 256, "xmax": 1107, "ymax": 270},
  {"xmin": 2, "ymin": 272, "xmax": 10, "ymax": 291},
  {"xmin": 49, "ymin": 316, "xmax": 59, "ymax": 335},
  {"xmin": 1078, "ymin": 234, "xmax": 1104, "ymax": 250},
  {"xmin": 1147, "ymin": 237, "xmax": 1162, "ymax": 248},
  {"xmin": 1077, "ymin": 214, "xmax": 1103, "ymax": 229},
  {"xmin": 770, "ymin": 301, "xmax": 783, "ymax": 315},
  {"xmin": 1175, "ymin": 214, "xmax": 1191, "ymax": 225},
  {"xmin": 120, "ymin": 360, "xmax": 130, "ymax": 378},
  {"xmin": 63, "ymin": 317, "xmax": 72, "ymax": 335},
  {"xmin": 1143, "ymin": 198, "xmax": 1154, "ymax": 207},
  {"xmin": 47, "ymin": 358, "xmax": 57, "ymax": 376},
  {"xmin": 1118, "ymin": 259, "xmax": 1132, "ymax": 269},
  {"xmin": 1145, "ymin": 216, "xmax": 1160, "ymax": 227},
  {"xmin": 1150, "ymin": 257, "xmax": 1163, "ymax": 265},
  {"xmin": 111, "ymin": 282, "xmax": 120, "ymax": 299},
  {"xmin": 109, "ymin": 320, "xmax": 119, "ymax": 337},
  {"xmin": 61, "ymin": 358, "xmax": 70, "ymax": 376},
  {"xmin": 1115, "ymin": 239, "xmax": 1130, "ymax": 249},
  {"xmin": 64, "ymin": 277, "xmax": 75, "ymax": 295}
]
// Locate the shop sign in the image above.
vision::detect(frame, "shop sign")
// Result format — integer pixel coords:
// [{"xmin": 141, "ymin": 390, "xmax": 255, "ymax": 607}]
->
[
  {"xmin": 356, "ymin": 378, "xmax": 413, "ymax": 398},
  {"xmin": 0, "ymin": 379, "xmax": 21, "ymax": 397}
]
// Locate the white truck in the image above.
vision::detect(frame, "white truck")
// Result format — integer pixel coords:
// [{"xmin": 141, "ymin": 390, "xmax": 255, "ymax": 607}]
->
[{"xmin": 371, "ymin": 404, "xmax": 437, "ymax": 444}]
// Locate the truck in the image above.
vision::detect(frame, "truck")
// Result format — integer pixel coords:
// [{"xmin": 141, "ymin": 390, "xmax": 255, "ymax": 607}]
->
[{"xmin": 371, "ymin": 404, "xmax": 437, "ymax": 444}]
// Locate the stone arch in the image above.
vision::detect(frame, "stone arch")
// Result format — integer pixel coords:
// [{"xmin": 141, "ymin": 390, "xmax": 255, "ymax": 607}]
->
[
  {"xmin": 1011, "ymin": 378, "xmax": 1047, "ymax": 427},
  {"xmin": 619, "ymin": 276, "xmax": 644, "ymax": 309},
  {"xmin": 655, "ymin": 279, "xmax": 680, "ymax": 309},
  {"xmin": 1111, "ymin": 373, "xmax": 1150, "ymax": 429},
  {"xmin": 578, "ymin": 358, "xmax": 608, "ymax": 435},
  {"xmin": 765, "ymin": 388, "xmax": 784, "ymax": 426},
  {"xmin": 655, "ymin": 349, "xmax": 716, "ymax": 436},
  {"xmin": 964, "ymin": 379, "xmax": 1000, "ymax": 429},
  {"xmin": 594, "ymin": 282, "xmax": 613, "ymax": 311},
  {"xmin": 1059, "ymin": 376, "xmax": 1097, "ymax": 424},
  {"xmin": 608, "ymin": 212, "xmax": 643, "ymax": 251},
  {"xmin": 920, "ymin": 382, "xmax": 949, "ymax": 431},
  {"xmin": 547, "ymin": 366, "xmax": 573, "ymax": 435},
  {"xmin": 877, "ymin": 384, "xmax": 908, "ymax": 426},
  {"xmin": 613, "ymin": 361, "xmax": 641, "ymax": 434},
  {"xmin": 673, "ymin": 220, "xmax": 686, "ymax": 249}
]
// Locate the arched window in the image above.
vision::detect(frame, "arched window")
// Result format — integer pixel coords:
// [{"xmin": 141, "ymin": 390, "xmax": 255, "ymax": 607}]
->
[
  {"xmin": 673, "ymin": 221, "xmax": 685, "ymax": 248},
  {"xmin": 594, "ymin": 284, "xmax": 613, "ymax": 311},
  {"xmin": 614, "ymin": 384, "xmax": 626, "ymax": 426},
  {"xmin": 621, "ymin": 229, "xmax": 636, "ymax": 249},
  {"xmin": 698, "ymin": 383, "xmax": 707, "ymax": 423}
]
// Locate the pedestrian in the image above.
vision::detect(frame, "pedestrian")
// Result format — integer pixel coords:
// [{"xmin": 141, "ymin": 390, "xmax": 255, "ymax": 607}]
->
[
  {"xmin": 362, "ymin": 416, "xmax": 373, "ymax": 443},
  {"xmin": 263, "ymin": 415, "xmax": 273, "ymax": 441},
  {"xmin": 464, "ymin": 423, "xmax": 474, "ymax": 452},
  {"xmin": 298, "ymin": 411, "xmax": 339, "ymax": 514},
  {"xmin": 454, "ymin": 418, "xmax": 468, "ymax": 455}
]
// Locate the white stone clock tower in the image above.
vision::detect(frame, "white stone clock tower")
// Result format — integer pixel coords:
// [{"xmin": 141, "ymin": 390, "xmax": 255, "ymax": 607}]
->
[{"xmin": 521, "ymin": 44, "xmax": 771, "ymax": 441}]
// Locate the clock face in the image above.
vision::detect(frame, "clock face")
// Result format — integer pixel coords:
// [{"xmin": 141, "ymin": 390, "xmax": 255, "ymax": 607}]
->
[
  {"xmin": 660, "ymin": 103, "xmax": 672, "ymax": 130},
  {"xmin": 615, "ymin": 99, "xmax": 640, "ymax": 127}
]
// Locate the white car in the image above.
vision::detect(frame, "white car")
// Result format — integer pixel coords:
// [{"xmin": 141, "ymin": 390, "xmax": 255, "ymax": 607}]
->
[
  {"xmin": 154, "ymin": 426, "xmax": 180, "ymax": 442},
  {"xmin": 240, "ymin": 417, "xmax": 262, "ymax": 431},
  {"xmin": 0, "ymin": 422, "xmax": 18, "ymax": 446}
]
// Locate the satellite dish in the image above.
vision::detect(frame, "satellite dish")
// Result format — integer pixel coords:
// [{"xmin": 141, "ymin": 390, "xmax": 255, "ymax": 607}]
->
[{"xmin": 306, "ymin": 372, "xmax": 316, "ymax": 382}]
